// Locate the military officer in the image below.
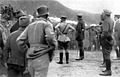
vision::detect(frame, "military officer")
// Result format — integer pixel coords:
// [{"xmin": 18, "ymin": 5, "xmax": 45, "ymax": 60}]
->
[
  {"xmin": 99, "ymin": 9, "xmax": 114, "ymax": 76},
  {"xmin": 55, "ymin": 16, "xmax": 75, "ymax": 64},
  {"xmin": 75, "ymin": 14, "xmax": 85, "ymax": 60}
]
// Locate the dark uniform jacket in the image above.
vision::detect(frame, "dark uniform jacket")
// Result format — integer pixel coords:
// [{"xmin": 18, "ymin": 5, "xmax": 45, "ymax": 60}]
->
[
  {"xmin": 4, "ymin": 28, "xmax": 26, "ymax": 66},
  {"xmin": 76, "ymin": 19, "xmax": 85, "ymax": 41}
]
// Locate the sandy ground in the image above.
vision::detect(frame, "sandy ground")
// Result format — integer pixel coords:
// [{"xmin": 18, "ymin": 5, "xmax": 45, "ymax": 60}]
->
[
  {"xmin": 0, "ymin": 50, "xmax": 120, "ymax": 77},
  {"xmin": 47, "ymin": 50, "xmax": 120, "ymax": 77}
]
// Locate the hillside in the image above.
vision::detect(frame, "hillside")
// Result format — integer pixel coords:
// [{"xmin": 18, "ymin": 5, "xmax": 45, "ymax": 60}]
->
[{"xmin": 0, "ymin": 0, "xmax": 100, "ymax": 25}]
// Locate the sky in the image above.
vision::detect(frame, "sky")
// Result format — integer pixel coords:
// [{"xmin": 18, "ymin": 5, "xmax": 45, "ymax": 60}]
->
[{"xmin": 56, "ymin": 0, "xmax": 120, "ymax": 14}]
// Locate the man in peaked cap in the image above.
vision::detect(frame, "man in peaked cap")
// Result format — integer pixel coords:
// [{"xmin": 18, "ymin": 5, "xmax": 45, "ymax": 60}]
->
[
  {"xmin": 3, "ymin": 16, "xmax": 30, "ymax": 77},
  {"xmin": 99, "ymin": 9, "xmax": 114, "ymax": 76},
  {"xmin": 56, "ymin": 15, "xmax": 75, "ymax": 64},
  {"xmin": 16, "ymin": 5, "xmax": 57, "ymax": 77},
  {"xmin": 75, "ymin": 13, "xmax": 85, "ymax": 60}
]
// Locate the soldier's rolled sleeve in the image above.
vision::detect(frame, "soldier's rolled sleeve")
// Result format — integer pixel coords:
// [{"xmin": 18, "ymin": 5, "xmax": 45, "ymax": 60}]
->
[
  {"xmin": 16, "ymin": 26, "xmax": 29, "ymax": 52},
  {"xmin": 45, "ymin": 23, "xmax": 58, "ymax": 48}
]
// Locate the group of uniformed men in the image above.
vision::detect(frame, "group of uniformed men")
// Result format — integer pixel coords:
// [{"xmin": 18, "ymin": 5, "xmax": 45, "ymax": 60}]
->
[{"xmin": 0, "ymin": 4, "xmax": 120, "ymax": 77}]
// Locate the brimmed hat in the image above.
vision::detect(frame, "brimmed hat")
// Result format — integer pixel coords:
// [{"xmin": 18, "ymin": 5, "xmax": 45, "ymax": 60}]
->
[
  {"xmin": 114, "ymin": 14, "xmax": 120, "ymax": 18},
  {"xmin": 37, "ymin": 5, "xmax": 49, "ymax": 16},
  {"xmin": 103, "ymin": 9, "xmax": 111, "ymax": 15},
  {"xmin": 77, "ymin": 13, "xmax": 83, "ymax": 19},
  {"xmin": 60, "ymin": 15, "xmax": 67, "ymax": 19}
]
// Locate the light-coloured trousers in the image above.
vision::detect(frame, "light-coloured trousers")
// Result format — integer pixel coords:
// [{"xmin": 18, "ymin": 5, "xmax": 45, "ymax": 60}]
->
[{"xmin": 28, "ymin": 53, "xmax": 50, "ymax": 77}]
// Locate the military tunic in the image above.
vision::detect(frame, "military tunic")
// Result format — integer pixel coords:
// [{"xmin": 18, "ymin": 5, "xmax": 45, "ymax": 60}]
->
[
  {"xmin": 4, "ymin": 28, "xmax": 26, "ymax": 77},
  {"xmin": 101, "ymin": 17, "xmax": 114, "ymax": 59},
  {"xmin": 17, "ymin": 17, "xmax": 57, "ymax": 77},
  {"xmin": 75, "ymin": 19, "xmax": 85, "ymax": 59}
]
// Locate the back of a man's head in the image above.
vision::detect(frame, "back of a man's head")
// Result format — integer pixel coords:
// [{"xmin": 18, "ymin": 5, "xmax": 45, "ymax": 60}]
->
[{"xmin": 19, "ymin": 16, "xmax": 30, "ymax": 28}]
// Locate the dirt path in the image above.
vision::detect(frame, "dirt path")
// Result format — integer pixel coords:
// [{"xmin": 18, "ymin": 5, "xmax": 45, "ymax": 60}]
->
[{"xmin": 47, "ymin": 50, "xmax": 120, "ymax": 77}]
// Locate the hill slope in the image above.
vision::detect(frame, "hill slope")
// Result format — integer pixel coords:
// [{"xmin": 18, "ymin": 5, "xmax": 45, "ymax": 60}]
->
[{"xmin": 0, "ymin": 0, "xmax": 100, "ymax": 24}]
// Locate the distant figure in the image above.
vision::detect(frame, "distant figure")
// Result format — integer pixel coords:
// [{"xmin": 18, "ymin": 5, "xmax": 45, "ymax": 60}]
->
[
  {"xmin": 16, "ymin": 5, "xmax": 57, "ymax": 77},
  {"xmin": 55, "ymin": 16, "xmax": 75, "ymax": 64},
  {"xmin": 113, "ymin": 14, "xmax": 120, "ymax": 60},
  {"xmin": 99, "ymin": 9, "xmax": 114, "ymax": 76},
  {"xmin": 3, "ymin": 16, "xmax": 30, "ymax": 77},
  {"xmin": 75, "ymin": 14, "xmax": 85, "ymax": 60}
]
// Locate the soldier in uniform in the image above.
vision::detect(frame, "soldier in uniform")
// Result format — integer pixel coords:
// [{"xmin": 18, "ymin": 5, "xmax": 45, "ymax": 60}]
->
[
  {"xmin": 3, "ymin": 15, "xmax": 30, "ymax": 77},
  {"xmin": 99, "ymin": 9, "xmax": 114, "ymax": 76},
  {"xmin": 75, "ymin": 14, "xmax": 85, "ymax": 60},
  {"xmin": 113, "ymin": 15, "xmax": 120, "ymax": 60},
  {"xmin": 16, "ymin": 5, "xmax": 57, "ymax": 77},
  {"xmin": 55, "ymin": 16, "xmax": 75, "ymax": 64}
]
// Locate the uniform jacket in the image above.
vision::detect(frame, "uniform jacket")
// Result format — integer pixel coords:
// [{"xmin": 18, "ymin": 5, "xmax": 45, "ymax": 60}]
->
[
  {"xmin": 75, "ymin": 19, "xmax": 85, "ymax": 41},
  {"xmin": 101, "ymin": 17, "xmax": 114, "ymax": 36},
  {"xmin": 55, "ymin": 21, "xmax": 75, "ymax": 34},
  {"xmin": 55, "ymin": 21, "xmax": 75, "ymax": 42},
  {"xmin": 4, "ymin": 28, "xmax": 26, "ymax": 66},
  {"xmin": 101, "ymin": 17, "xmax": 114, "ymax": 50},
  {"xmin": 16, "ymin": 17, "xmax": 57, "ymax": 59}
]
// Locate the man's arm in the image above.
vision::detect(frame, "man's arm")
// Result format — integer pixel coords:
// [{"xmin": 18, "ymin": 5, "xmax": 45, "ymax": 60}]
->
[
  {"xmin": 45, "ymin": 23, "xmax": 58, "ymax": 48},
  {"xmin": 16, "ymin": 26, "xmax": 29, "ymax": 52},
  {"xmin": 55, "ymin": 23, "xmax": 62, "ymax": 35},
  {"xmin": 68, "ymin": 24, "xmax": 76, "ymax": 32}
]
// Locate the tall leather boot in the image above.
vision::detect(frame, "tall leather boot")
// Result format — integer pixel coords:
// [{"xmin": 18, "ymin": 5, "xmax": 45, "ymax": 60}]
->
[
  {"xmin": 100, "ymin": 59, "xmax": 112, "ymax": 76},
  {"xmin": 75, "ymin": 48, "xmax": 84, "ymax": 60},
  {"xmin": 118, "ymin": 48, "xmax": 120, "ymax": 58},
  {"xmin": 115, "ymin": 48, "xmax": 119, "ymax": 58},
  {"xmin": 57, "ymin": 52, "xmax": 63, "ymax": 64},
  {"xmin": 100, "ymin": 54, "xmax": 106, "ymax": 67},
  {"xmin": 65, "ymin": 52, "xmax": 69, "ymax": 64},
  {"xmin": 80, "ymin": 48, "xmax": 84, "ymax": 60}
]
